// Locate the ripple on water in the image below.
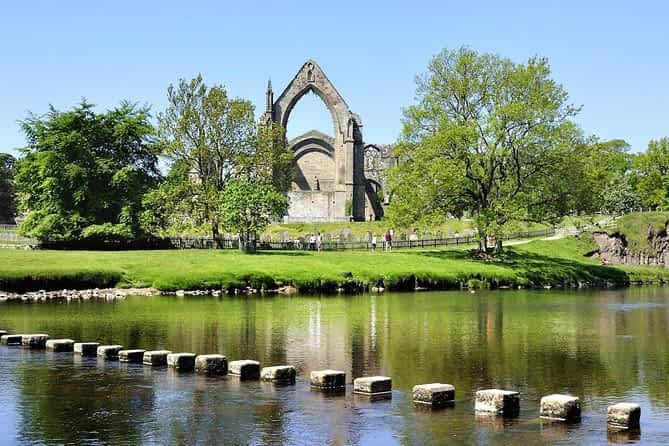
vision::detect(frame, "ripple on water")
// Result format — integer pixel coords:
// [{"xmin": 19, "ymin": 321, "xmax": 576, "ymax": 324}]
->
[{"xmin": 607, "ymin": 302, "xmax": 666, "ymax": 312}]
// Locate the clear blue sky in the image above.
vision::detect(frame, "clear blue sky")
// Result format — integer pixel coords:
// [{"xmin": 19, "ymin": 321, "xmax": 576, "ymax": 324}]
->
[{"xmin": 1, "ymin": 0, "xmax": 668, "ymax": 157}]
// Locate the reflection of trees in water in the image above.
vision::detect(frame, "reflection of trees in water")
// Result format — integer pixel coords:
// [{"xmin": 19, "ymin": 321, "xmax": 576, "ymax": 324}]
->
[
  {"xmin": 14, "ymin": 361, "xmax": 155, "ymax": 444},
  {"xmin": 372, "ymin": 290, "xmax": 669, "ymax": 406}
]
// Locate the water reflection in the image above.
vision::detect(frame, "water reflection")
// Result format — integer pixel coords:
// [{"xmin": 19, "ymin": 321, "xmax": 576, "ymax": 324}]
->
[{"xmin": 0, "ymin": 288, "xmax": 668, "ymax": 444}]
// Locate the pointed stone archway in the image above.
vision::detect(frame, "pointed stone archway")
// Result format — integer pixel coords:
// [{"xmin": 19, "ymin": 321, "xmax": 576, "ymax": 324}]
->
[{"xmin": 262, "ymin": 60, "xmax": 367, "ymax": 221}]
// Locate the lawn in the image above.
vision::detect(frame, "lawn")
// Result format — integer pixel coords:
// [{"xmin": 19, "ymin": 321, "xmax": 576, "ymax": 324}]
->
[{"xmin": 2, "ymin": 235, "xmax": 669, "ymax": 293}]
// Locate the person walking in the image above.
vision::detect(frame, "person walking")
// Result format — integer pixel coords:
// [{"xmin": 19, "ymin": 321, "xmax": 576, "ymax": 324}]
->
[
  {"xmin": 371, "ymin": 234, "xmax": 377, "ymax": 251},
  {"xmin": 387, "ymin": 229, "xmax": 393, "ymax": 252},
  {"xmin": 316, "ymin": 232, "xmax": 322, "ymax": 252}
]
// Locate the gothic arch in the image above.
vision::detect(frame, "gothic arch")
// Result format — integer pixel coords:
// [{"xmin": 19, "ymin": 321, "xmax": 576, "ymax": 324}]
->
[
  {"xmin": 264, "ymin": 60, "xmax": 367, "ymax": 221},
  {"xmin": 273, "ymin": 60, "xmax": 361, "ymax": 142}
]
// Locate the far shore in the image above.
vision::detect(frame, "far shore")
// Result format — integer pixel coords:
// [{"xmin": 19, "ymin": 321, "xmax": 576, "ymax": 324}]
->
[{"xmin": 2, "ymin": 236, "xmax": 669, "ymax": 296}]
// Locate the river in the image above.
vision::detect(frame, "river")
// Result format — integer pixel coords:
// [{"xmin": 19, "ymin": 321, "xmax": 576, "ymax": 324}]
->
[{"xmin": 1, "ymin": 288, "xmax": 668, "ymax": 445}]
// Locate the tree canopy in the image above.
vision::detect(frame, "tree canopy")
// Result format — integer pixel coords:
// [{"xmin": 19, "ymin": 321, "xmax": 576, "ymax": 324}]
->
[
  {"xmin": 635, "ymin": 137, "xmax": 669, "ymax": 210},
  {"xmin": 218, "ymin": 177, "xmax": 288, "ymax": 252},
  {"xmin": 387, "ymin": 47, "xmax": 582, "ymax": 250},
  {"xmin": 156, "ymin": 75, "xmax": 291, "ymax": 243},
  {"xmin": 0, "ymin": 153, "xmax": 17, "ymax": 223},
  {"xmin": 17, "ymin": 100, "xmax": 160, "ymax": 241}
]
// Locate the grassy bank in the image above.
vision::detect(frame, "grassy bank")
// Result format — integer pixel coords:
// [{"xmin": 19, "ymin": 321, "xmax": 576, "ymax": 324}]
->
[{"xmin": 2, "ymin": 235, "xmax": 669, "ymax": 293}]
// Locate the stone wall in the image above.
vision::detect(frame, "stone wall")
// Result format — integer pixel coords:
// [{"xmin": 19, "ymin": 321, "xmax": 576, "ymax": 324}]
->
[{"xmin": 285, "ymin": 191, "xmax": 344, "ymax": 222}]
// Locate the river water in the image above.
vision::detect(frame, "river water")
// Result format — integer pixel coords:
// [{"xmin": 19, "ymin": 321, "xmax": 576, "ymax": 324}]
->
[{"xmin": 0, "ymin": 288, "xmax": 668, "ymax": 445}]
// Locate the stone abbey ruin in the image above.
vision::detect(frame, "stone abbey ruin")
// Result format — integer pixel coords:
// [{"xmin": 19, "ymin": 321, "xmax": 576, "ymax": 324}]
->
[{"xmin": 261, "ymin": 60, "xmax": 394, "ymax": 222}]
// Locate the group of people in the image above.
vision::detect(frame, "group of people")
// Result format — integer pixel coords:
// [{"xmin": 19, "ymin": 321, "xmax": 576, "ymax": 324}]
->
[
  {"xmin": 371, "ymin": 229, "xmax": 394, "ymax": 252},
  {"xmin": 308, "ymin": 233, "xmax": 322, "ymax": 252}
]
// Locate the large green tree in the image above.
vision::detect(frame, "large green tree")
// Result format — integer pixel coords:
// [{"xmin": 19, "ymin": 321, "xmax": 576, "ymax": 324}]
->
[
  {"xmin": 635, "ymin": 137, "xmax": 669, "ymax": 210},
  {"xmin": 218, "ymin": 177, "xmax": 288, "ymax": 253},
  {"xmin": 157, "ymin": 75, "xmax": 291, "ymax": 243},
  {"xmin": 17, "ymin": 101, "xmax": 160, "ymax": 241},
  {"xmin": 387, "ymin": 47, "xmax": 582, "ymax": 252},
  {"xmin": 0, "ymin": 153, "xmax": 17, "ymax": 223}
]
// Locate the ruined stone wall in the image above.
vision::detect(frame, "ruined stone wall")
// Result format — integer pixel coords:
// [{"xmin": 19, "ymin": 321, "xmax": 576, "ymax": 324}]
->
[{"xmin": 285, "ymin": 191, "xmax": 342, "ymax": 222}]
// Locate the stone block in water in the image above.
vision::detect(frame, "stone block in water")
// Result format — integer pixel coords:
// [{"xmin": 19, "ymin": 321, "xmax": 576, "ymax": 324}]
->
[
  {"xmin": 475, "ymin": 389, "xmax": 520, "ymax": 415},
  {"xmin": 74, "ymin": 342, "xmax": 99, "ymax": 356},
  {"xmin": 167, "ymin": 353, "xmax": 196, "ymax": 371},
  {"xmin": 607, "ymin": 403, "xmax": 640, "ymax": 429},
  {"xmin": 540, "ymin": 394, "xmax": 581, "ymax": 421},
  {"xmin": 194, "ymin": 354, "xmax": 228, "ymax": 375},
  {"xmin": 119, "ymin": 349, "xmax": 146, "ymax": 363},
  {"xmin": 310, "ymin": 370, "xmax": 346, "ymax": 390},
  {"xmin": 413, "ymin": 383, "xmax": 455, "ymax": 407},
  {"xmin": 45, "ymin": 339, "xmax": 75, "ymax": 352},
  {"xmin": 261, "ymin": 365, "xmax": 296, "ymax": 384},
  {"xmin": 22, "ymin": 334, "xmax": 49, "ymax": 349},
  {"xmin": 353, "ymin": 376, "xmax": 392, "ymax": 395},
  {"xmin": 97, "ymin": 345, "xmax": 123, "ymax": 359},
  {"xmin": 1, "ymin": 334, "xmax": 22, "ymax": 345},
  {"xmin": 229, "ymin": 360, "xmax": 261, "ymax": 380},
  {"xmin": 143, "ymin": 350, "xmax": 172, "ymax": 366}
]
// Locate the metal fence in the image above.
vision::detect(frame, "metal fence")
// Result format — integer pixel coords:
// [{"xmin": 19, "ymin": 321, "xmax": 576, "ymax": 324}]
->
[
  {"xmin": 167, "ymin": 227, "xmax": 555, "ymax": 251},
  {"xmin": 0, "ymin": 225, "xmax": 38, "ymax": 247},
  {"xmin": 0, "ymin": 224, "xmax": 555, "ymax": 251}
]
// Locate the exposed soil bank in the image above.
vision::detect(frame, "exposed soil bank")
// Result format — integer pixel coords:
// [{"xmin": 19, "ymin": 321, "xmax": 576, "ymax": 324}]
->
[{"xmin": 594, "ymin": 227, "xmax": 669, "ymax": 267}]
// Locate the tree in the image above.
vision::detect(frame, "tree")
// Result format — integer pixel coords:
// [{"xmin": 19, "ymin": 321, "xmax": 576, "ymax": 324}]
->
[
  {"xmin": 574, "ymin": 138, "xmax": 634, "ymax": 214},
  {"xmin": 600, "ymin": 173, "xmax": 641, "ymax": 215},
  {"xmin": 17, "ymin": 100, "xmax": 160, "ymax": 241},
  {"xmin": 387, "ymin": 47, "xmax": 581, "ymax": 252},
  {"xmin": 635, "ymin": 137, "xmax": 669, "ymax": 210},
  {"xmin": 0, "ymin": 153, "xmax": 17, "ymax": 223},
  {"xmin": 157, "ymin": 75, "xmax": 291, "ymax": 244},
  {"xmin": 218, "ymin": 177, "xmax": 288, "ymax": 253}
]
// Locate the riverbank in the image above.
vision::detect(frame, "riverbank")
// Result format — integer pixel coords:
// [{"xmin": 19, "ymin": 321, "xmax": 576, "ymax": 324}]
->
[{"xmin": 2, "ymin": 236, "xmax": 669, "ymax": 294}]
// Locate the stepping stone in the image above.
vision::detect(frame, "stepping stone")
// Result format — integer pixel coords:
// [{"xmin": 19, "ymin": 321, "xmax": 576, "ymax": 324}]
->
[
  {"xmin": 143, "ymin": 350, "xmax": 172, "ymax": 366},
  {"xmin": 119, "ymin": 349, "xmax": 146, "ymax": 363},
  {"xmin": 540, "ymin": 394, "xmax": 581, "ymax": 422},
  {"xmin": 167, "ymin": 353, "xmax": 196, "ymax": 371},
  {"xmin": 229, "ymin": 360, "xmax": 261, "ymax": 380},
  {"xmin": 261, "ymin": 365, "xmax": 296, "ymax": 384},
  {"xmin": 46, "ymin": 339, "xmax": 75, "ymax": 352},
  {"xmin": 74, "ymin": 342, "xmax": 99, "ymax": 356},
  {"xmin": 194, "ymin": 354, "xmax": 228, "ymax": 375},
  {"xmin": 475, "ymin": 389, "xmax": 520, "ymax": 415},
  {"xmin": 310, "ymin": 370, "xmax": 346, "ymax": 390},
  {"xmin": 413, "ymin": 383, "xmax": 455, "ymax": 407},
  {"xmin": 22, "ymin": 334, "xmax": 50, "ymax": 349},
  {"xmin": 353, "ymin": 376, "xmax": 392, "ymax": 395},
  {"xmin": 1, "ymin": 334, "xmax": 22, "ymax": 345},
  {"xmin": 607, "ymin": 403, "xmax": 641, "ymax": 429},
  {"xmin": 97, "ymin": 345, "xmax": 123, "ymax": 360}
]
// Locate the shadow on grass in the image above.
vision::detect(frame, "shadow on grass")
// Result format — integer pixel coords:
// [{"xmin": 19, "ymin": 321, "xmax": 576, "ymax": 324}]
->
[
  {"xmin": 253, "ymin": 251, "xmax": 311, "ymax": 257},
  {"xmin": 412, "ymin": 248, "xmax": 630, "ymax": 284}
]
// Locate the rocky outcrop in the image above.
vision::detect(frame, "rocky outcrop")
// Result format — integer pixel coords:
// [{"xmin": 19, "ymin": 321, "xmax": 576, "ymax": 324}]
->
[{"xmin": 593, "ymin": 223, "xmax": 669, "ymax": 267}]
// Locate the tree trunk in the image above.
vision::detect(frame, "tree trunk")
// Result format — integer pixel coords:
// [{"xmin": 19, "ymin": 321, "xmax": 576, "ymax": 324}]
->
[
  {"xmin": 238, "ymin": 233, "xmax": 256, "ymax": 254},
  {"xmin": 479, "ymin": 237, "xmax": 488, "ymax": 253},
  {"xmin": 493, "ymin": 239, "xmax": 503, "ymax": 254},
  {"xmin": 211, "ymin": 220, "xmax": 221, "ymax": 249}
]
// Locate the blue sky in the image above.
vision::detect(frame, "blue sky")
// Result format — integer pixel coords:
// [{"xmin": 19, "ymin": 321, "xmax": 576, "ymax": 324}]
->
[{"xmin": 1, "ymin": 0, "xmax": 668, "ymax": 156}]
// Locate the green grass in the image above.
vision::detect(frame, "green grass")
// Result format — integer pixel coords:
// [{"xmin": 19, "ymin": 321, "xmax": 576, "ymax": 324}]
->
[{"xmin": 2, "ymin": 234, "xmax": 669, "ymax": 293}]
